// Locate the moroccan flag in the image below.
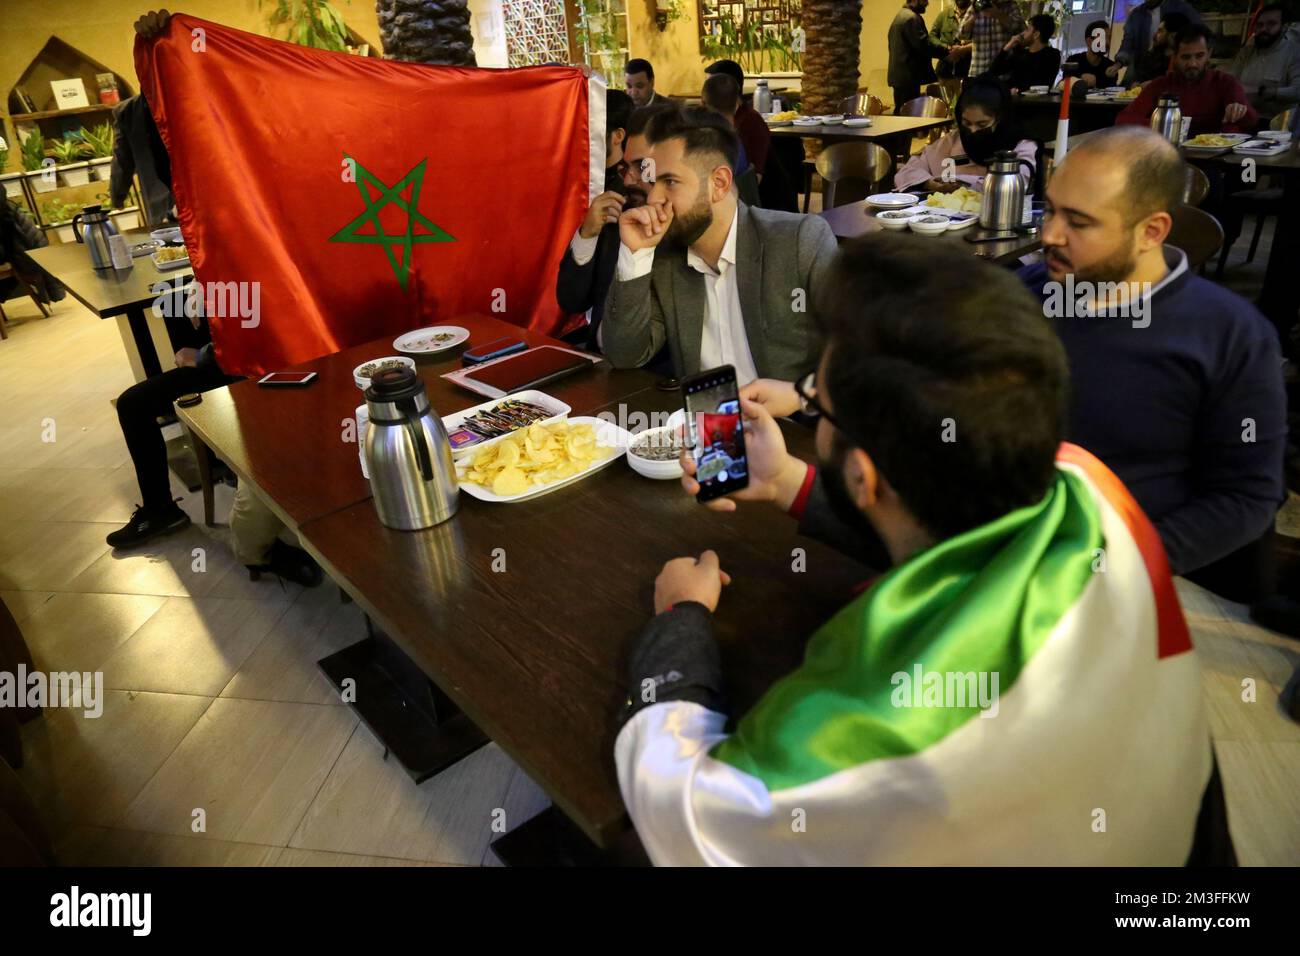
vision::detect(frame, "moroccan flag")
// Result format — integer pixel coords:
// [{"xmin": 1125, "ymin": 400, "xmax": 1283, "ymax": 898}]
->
[
  {"xmin": 616, "ymin": 445, "xmax": 1214, "ymax": 864},
  {"xmin": 135, "ymin": 15, "xmax": 601, "ymax": 377}
]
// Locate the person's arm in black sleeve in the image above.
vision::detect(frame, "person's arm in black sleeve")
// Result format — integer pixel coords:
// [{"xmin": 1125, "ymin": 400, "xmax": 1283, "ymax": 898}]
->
[
  {"xmin": 623, "ymin": 602, "xmax": 726, "ymax": 722},
  {"xmin": 556, "ymin": 228, "xmax": 607, "ymax": 315},
  {"xmin": 108, "ymin": 103, "xmax": 137, "ymax": 211}
]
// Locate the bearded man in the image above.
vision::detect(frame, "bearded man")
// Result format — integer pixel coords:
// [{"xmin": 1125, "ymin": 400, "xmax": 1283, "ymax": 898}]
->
[
  {"xmin": 601, "ymin": 107, "xmax": 837, "ymax": 384},
  {"xmin": 1018, "ymin": 125, "xmax": 1285, "ymax": 602}
]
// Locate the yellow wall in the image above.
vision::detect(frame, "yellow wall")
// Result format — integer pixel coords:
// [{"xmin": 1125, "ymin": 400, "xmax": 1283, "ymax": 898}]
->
[{"xmin": 627, "ymin": 0, "xmax": 904, "ymax": 100}]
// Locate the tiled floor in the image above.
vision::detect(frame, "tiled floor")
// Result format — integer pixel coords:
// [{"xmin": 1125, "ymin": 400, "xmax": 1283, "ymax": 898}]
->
[
  {"xmin": 0, "ymin": 296, "xmax": 549, "ymax": 867},
  {"xmin": 1, "ymin": 241, "xmax": 1297, "ymax": 864}
]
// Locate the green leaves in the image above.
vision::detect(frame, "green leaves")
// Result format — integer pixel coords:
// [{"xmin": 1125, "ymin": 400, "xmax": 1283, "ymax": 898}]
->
[
  {"xmin": 82, "ymin": 122, "xmax": 115, "ymax": 159},
  {"xmin": 262, "ymin": 0, "xmax": 351, "ymax": 52},
  {"xmin": 20, "ymin": 131, "xmax": 47, "ymax": 171},
  {"xmin": 49, "ymin": 135, "xmax": 90, "ymax": 165}
]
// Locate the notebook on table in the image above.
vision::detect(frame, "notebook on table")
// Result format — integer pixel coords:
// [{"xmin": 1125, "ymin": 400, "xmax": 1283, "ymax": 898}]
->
[{"xmin": 443, "ymin": 346, "xmax": 601, "ymax": 398}]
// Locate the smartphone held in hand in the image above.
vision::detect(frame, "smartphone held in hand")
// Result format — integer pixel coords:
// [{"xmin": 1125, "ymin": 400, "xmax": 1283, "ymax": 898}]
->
[{"xmin": 681, "ymin": 365, "xmax": 750, "ymax": 503}]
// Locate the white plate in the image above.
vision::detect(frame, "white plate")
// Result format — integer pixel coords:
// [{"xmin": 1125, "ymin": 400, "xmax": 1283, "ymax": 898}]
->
[
  {"xmin": 393, "ymin": 325, "xmax": 469, "ymax": 355},
  {"xmin": 843, "ymin": 117, "xmax": 873, "ymax": 128},
  {"xmin": 867, "ymin": 193, "xmax": 921, "ymax": 210},
  {"xmin": 943, "ymin": 213, "xmax": 979, "ymax": 231},
  {"xmin": 151, "ymin": 227, "xmax": 182, "ymax": 243},
  {"xmin": 908, "ymin": 215, "xmax": 952, "ymax": 236},
  {"xmin": 818, "ymin": 115, "xmax": 845, "ymax": 125},
  {"xmin": 1182, "ymin": 134, "xmax": 1251, "ymax": 153},
  {"xmin": 766, "ymin": 119, "xmax": 794, "ymax": 127},
  {"xmin": 1258, "ymin": 130, "xmax": 1292, "ymax": 142},
  {"xmin": 151, "ymin": 250, "xmax": 190, "ymax": 271},
  {"xmin": 456, "ymin": 416, "xmax": 630, "ymax": 503},
  {"xmin": 442, "ymin": 389, "xmax": 572, "ymax": 459},
  {"xmin": 793, "ymin": 119, "xmax": 821, "ymax": 127},
  {"xmin": 875, "ymin": 209, "xmax": 922, "ymax": 231}
]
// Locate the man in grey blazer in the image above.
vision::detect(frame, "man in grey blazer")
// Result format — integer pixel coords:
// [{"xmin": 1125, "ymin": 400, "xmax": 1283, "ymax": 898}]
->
[{"xmin": 602, "ymin": 107, "xmax": 836, "ymax": 384}]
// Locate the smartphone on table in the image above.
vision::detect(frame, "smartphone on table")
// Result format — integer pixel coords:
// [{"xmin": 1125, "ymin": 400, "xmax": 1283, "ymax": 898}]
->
[
  {"xmin": 681, "ymin": 365, "xmax": 749, "ymax": 503},
  {"xmin": 257, "ymin": 371, "xmax": 317, "ymax": 387}
]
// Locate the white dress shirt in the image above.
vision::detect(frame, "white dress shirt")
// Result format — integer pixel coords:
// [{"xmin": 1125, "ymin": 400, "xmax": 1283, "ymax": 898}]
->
[{"xmin": 614, "ymin": 208, "xmax": 758, "ymax": 384}]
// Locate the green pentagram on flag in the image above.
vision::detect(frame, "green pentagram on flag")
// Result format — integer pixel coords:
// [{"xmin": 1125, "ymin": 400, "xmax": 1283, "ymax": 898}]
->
[{"xmin": 329, "ymin": 154, "xmax": 455, "ymax": 291}]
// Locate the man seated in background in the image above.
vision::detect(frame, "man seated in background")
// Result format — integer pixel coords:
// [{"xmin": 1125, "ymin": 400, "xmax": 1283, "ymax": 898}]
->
[
  {"xmin": 601, "ymin": 107, "xmax": 836, "ymax": 383},
  {"xmin": 1061, "ymin": 18, "xmax": 1118, "ymax": 89},
  {"xmin": 990, "ymin": 13, "xmax": 1063, "ymax": 91},
  {"xmin": 1117, "ymin": 0, "xmax": 1201, "ymax": 83},
  {"xmin": 1018, "ymin": 126, "xmax": 1284, "ymax": 603},
  {"xmin": 625, "ymin": 58, "xmax": 671, "ymax": 108},
  {"xmin": 555, "ymin": 89, "xmax": 635, "ymax": 350},
  {"xmin": 1226, "ymin": 3, "xmax": 1300, "ymax": 123},
  {"xmin": 616, "ymin": 235, "xmax": 1230, "ymax": 865},
  {"xmin": 700, "ymin": 74, "xmax": 761, "ymax": 206},
  {"xmin": 704, "ymin": 59, "xmax": 770, "ymax": 181},
  {"xmin": 1119, "ymin": 25, "xmax": 1259, "ymax": 135}
]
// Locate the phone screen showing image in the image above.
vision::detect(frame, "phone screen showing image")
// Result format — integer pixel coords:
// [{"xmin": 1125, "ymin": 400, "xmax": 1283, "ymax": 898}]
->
[{"xmin": 682, "ymin": 365, "xmax": 749, "ymax": 503}]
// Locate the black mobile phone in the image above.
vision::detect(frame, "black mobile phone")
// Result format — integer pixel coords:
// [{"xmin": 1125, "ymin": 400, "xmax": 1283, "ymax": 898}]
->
[
  {"xmin": 257, "ymin": 371, "xmax": 318, "ymax": 387},
  {"xmin": 462, "ymin": 337, "xmax": 527, "ymax": 366},
  {"xmin": 681, "ymin": 365, "xmax": 748, "ymax": 503}
]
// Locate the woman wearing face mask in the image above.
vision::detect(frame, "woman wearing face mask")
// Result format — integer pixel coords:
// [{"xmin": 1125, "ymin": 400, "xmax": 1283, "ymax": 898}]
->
[{"xmin": 893, "ymin": 78, "xmax": 1036, "ymax": 194}]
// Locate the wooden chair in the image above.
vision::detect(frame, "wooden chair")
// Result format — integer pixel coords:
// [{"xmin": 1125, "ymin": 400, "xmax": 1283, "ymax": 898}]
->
[
  {"xmin": 839, "ymin": 93, "xmax": 887, "ymax": 117},
  {"xmin": 1182, "ymin": 164, "xmax": 1210, "ymax": 206},
  {"xmin": 0, "ymin": 262, "xmax": 52, "ymax": 340},
  {"xmin": 1167, "ymin": 203, "xmax": 1224, "ymax": 272},
  {"xmin": 1213, "ymin": 110, "xmax": 1293, "ymax": 276},
  {"xmin": 899, "ymin": 96, "xmax": 949, "ymax": 119},
  {"xmin": 814, "ymin": 142, "xmax": 893, "ymax": 210}
]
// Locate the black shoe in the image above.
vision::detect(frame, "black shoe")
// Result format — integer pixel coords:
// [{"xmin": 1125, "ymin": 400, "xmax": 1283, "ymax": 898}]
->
[
  {"xmin": 1248, "ymin": 595, "xmax": 1300, "ymax": 640},
  {"xmin": 246, "ymin": 540, "xmax": 324, "ymax": 588},
  {"xmin": 106, "ymin": 503, "xmax": 191, "ymax": 549}
]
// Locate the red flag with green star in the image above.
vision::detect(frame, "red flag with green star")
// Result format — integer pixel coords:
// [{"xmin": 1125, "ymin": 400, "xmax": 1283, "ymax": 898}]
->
[{"xmin": 135, "ymin": 15, "xmax": 596, "ymax": 377}]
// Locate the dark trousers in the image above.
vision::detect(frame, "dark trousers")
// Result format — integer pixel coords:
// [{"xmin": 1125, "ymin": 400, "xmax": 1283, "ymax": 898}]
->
[
  {"xmin": 893, "ymin": 85, "xmax": 921, "ymax": 114},
  {"xmin": 1184, "ymin": 529, "xmax": 1276, "ymax": 605},
  {"xmin": 116, "ymin": 365, "xmax": 235, "ymax": 510}
]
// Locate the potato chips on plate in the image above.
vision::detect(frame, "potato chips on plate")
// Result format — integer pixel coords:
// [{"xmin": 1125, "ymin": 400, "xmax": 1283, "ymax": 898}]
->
[{"xmin": 456, "ymin": 416, "xmax": 631, "ymax": 502}]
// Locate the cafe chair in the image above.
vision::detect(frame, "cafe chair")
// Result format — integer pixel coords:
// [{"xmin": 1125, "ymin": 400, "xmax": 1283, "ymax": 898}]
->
[
  {"xmin": 840, "ymin": 93, "xmax": 887, "ymax": 117},
  {"xmin": 1214, "ymin": 110, "xmax": 1292, "ymax": 278},
  {"xmin": 815, "ymin": 142, "xmax": 893, "ymax": 210},
  {"xmin": 1167, "ymin": 203, "xmax": 1224, "ymax": 273},
  {"xmin": 1182, "ymin": 164, "xmax": 1210, "ymax": 207},
  {"xmin": 899, "ymin": 96, "xmax": 949, "ymax": 119},
  {"xmin": 0, "ymin": 263, "xmax": 52, "ymax": 340}
]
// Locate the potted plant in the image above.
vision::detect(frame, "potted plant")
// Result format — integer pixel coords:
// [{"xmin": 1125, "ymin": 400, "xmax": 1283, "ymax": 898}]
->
[
  {"xmin": 41, "ymin": 197, "xmax": 82, "ymax": 242},
  {"xmin": 82, "ymin": 122, "xmax": 115, "ymax": 181},
  {"xmin": 21, "ymin": 132, "xmax": 59, "ymax": 194},
  {"xmin": 50, "ymin": 135, "xmax": 92, "ymax": 186},
  {"xmin": 0, "ymin": 136, "xmax": 21, "ymax": 200}
]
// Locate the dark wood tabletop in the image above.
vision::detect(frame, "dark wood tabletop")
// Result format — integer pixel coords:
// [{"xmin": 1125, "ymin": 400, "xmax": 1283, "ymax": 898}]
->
[
  {"xmin": 768, "ymin": 114, "xmax": 952, "ymax": 143},
  {"xmin": 23, "ymin": 228, "xmax": 193, "ymax": 318},
  {"xmin": 296, "ymin": 384, "xmax": 871, "ymax": 847},
  {"xmin": 175, "ymin": 313, "xmax": 662, "ymax": 530},
  {"xmin": 818, "ymin": 201, "xmax": 1042, "ymax": 264}
]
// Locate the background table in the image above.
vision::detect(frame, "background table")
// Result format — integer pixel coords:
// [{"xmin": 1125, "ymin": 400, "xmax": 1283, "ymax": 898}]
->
[
  {"xmin": 1012, "ymin": 92, "xmax": 1129, "ymax": 144},
  {"xmin": 24, "ymin": 228, "xmax": 193, "ymax": 382},
  {"xmin": 819, "ymin": 201, "xmax": 1042, "ymax": 265},
  {"xmin": 769, "ymin": 115, "xmax": 953, "ymax": 160}
]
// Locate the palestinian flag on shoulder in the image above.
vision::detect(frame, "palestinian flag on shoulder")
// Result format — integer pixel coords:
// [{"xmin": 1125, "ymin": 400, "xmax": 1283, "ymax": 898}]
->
[{"xmin": 616, "ymin": 444, "xmax": 1215, "ymax": 865}]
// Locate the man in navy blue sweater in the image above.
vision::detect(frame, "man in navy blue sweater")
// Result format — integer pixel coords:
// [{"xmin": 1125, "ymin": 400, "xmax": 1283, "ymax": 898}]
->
[{"xmin": 1018, "ymin": 126, "xmax": 1285, "ymax": 600}]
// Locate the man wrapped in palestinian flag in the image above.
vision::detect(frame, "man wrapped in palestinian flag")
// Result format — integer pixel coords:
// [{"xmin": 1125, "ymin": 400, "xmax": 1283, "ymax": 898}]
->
[{"xmin": 615, "ymin": 235, "xmax": 1234, "ymax": 866}]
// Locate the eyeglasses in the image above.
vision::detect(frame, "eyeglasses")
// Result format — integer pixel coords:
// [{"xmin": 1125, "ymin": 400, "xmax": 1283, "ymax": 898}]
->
[{"xmin": 793, "ymin": 370, "xmax": 849, "ymax": 435}]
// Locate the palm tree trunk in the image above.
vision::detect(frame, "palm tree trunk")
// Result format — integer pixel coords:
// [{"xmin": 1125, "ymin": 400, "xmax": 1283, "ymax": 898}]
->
[
  {"xmin": 800, "ymin": 0, "xmax": 862, "ymax": 161},
  {"xmin": 375, "ymin": 0, "xmax": 478, "ymax": 66}
]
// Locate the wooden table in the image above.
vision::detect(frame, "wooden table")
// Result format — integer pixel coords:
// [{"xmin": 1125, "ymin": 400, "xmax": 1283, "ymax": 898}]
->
[
  {"xmin": 818, "ymin": 202, "xmax": 1042, "ymax": 265},
  {"xmin": 1012, "ymin": 92, "xmax": 1128, "ymax": 143},
  {"xmin": 769, "ymin": 115, "xmax": 952, "ymax": 160},
  {"xmin": 23, "ymin": 228, "xmax": 193, "ymax": 382},
  {"xmin": 1052, "ymin": 129, "xmax": 1300, "ymax": 336},
  {"xmin": 175, "ymin": 313, "xmax": 657, "ymax": 531}
]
